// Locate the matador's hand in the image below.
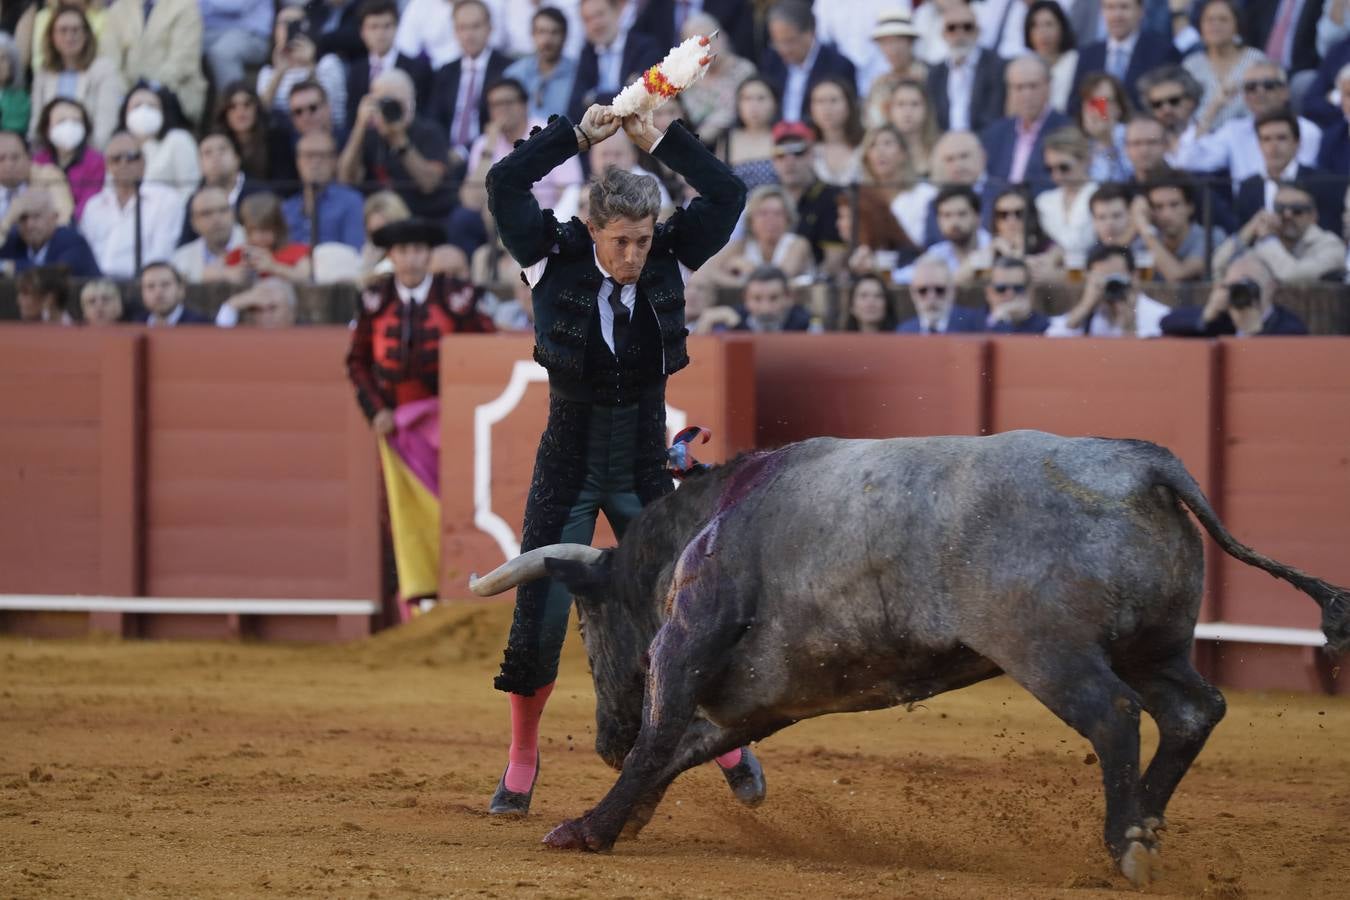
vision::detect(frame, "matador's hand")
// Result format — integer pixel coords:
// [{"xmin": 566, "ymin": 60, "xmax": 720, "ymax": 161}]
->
[{"xmin": 577, "ymin": 104, "xmax": 621, "ymax": 150}]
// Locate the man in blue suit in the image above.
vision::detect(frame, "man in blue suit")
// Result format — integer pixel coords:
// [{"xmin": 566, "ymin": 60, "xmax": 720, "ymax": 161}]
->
[
  {"xmin": 898, "ymin": 257, "xmax": 986, "ymax": 334},
  {"xmin": 981, "ymin": 56, "xmax": 1071, "ymax": 194},
  {"xmin": 1072, "ymin": 0, "xmax": 1181, "ymax": 114},
  {"xmin": 0, "ymin": 189, "xmax": 100, "ymax": 278},
  {"xmin": 566, "ymin": 0, "xmax": 663, "ymax": 124},
  {"xmin": 131, "ymin": 262, "xmax": 212, "ymax": 326},
  {"xmin": 759, "ymin": 0, "xmax": 857, "ymax": 123},
  {"xmin": 1234, "ymin": 110, "xmax": 1343, "ymax": 237}
]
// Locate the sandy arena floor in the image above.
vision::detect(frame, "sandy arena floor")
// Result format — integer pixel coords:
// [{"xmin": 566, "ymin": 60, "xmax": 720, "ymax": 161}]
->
[{"xmin": 2, "ymin": 602, "xmax": 1348, "ymax": 899}]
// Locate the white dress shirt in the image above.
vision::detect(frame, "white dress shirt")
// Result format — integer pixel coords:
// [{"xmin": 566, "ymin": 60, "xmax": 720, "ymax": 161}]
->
[
  {"xmin": 453, "ymin": 50, "xmax": 491, "ymax": 146},
  {"xmin": 594, "ymin": 33, "xmax": 628, "ymax": 94},
  {"xmin": 369, "ymin": 47, "xmax": 399, "ymax": 81},
  {"xmin": 79, "ymin": 183, "xmax": 186, "ymax": 279},
  {"xmin": 814, "ymin": 0, "xmax": 890, "ymax": 95},
  {"xmin": 1172, "ymin": 116, "xmax": 1323, "ymax": 184},
  {"xmin": 946, "ymin": 48, "xmax": 981, "ymax": 132},
  {"xmin": 781, "ymin": 39, "xmax": 822, "ymax": 123},
  {"xmin": 1263, "ymin": 158, "xmax": 1302, "ymax": 212},
  {"xmin": 979, "ymin": 0, "xmax": 1031, "ymax": 60},
  {"xmin": 171, "ymin": 225, "xmax": 245, "ymax": 283},
  {"xmin": 1045, "ymin": 293, "xmax": 1170, "ymax": 337},
  {"xmin": 396, "ymin": 273, "xmax": 434, "ymax": 305},
  {"xmin": 1035, "ymin": 182, "xmax": 1099, "ymax": 263}
]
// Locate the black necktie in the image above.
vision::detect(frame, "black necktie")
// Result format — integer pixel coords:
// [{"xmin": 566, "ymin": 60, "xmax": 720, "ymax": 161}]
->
[{"xmin": 606, "ymin": 277, "xmax": 629, "ymax": 353}]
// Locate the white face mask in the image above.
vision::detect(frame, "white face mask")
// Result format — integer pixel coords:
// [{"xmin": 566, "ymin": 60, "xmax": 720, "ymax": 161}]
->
[
  {"xmin": 48, "ymin": 119, "xmax": 86, "ymax": 152},
  {"xmin": 126, "ymin": 105, "xmax": 163, "ymax": 138}
]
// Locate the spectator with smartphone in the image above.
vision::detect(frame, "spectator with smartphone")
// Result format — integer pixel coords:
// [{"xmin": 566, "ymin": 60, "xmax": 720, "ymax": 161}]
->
[
  {"xmin": 1045, "ymin": 243, "xmax": 1170, "ymax": 337},
  {"xmin": 339, "ymin": 68, "xmax": 455, "ymax": 225},
  {"xmin": 258, "ymin": 5, "xmax": 348, "ymax": 132},
  {"xmin": 1161, "ymin": 252, "xmax": 1309, "ymax": 336}
]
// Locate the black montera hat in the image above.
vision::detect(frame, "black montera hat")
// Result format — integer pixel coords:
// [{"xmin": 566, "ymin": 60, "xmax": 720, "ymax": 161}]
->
[{"xmin": 371, "ymin": 218, "xmax": 447, "ymax": 249}]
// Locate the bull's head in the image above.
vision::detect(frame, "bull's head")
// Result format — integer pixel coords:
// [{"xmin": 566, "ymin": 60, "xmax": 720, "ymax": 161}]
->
[{"xmin": 470, "ymin": 544, "xmax": 648, "ymax": 770}]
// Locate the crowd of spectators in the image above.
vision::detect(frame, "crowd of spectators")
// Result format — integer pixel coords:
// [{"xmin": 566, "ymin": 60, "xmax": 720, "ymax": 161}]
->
[{"xmin": 0, "ymin": 0, "xmax": 1347, "ymax": 338}]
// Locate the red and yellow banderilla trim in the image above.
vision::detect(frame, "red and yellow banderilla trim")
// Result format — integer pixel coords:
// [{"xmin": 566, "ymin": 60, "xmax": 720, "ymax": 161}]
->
[{"xmin": 642, "ymin": 65, "xmax": 680, "ymax": 99}]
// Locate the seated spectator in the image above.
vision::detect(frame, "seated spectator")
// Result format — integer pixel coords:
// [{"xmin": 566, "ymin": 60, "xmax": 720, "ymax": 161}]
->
[
  {"xmin": 172, "ymin": 187, "xmax": 246, "ymax": 284},
  {"xmin": 340, "ymin": 68, "xmax": 454, "ymax": 225},
  {"xmin": 1076, "ymin": 73, "xmax": 1132, "ymax": 183},
  {"xmin": 397, "ymin": 0, "xmax": 507, "ymax": 70},
  {"xmin": 79, "ymin": 130, "xmax": 185, "ymax": 278},
  {"xmin": 837, "ymin": 186, "xmax": 915, "ymax": 279},
  {"xmin": 926, "ymin": 1, "xmax": 1005, "ymax": 134},
  {"xmin": 429, "ymin": 0, "xmax": 513, "ymax": 156},
  {"xmin": 921, "ymin": 130, "xmax": 996, "ymax": 245},
  {"xmin": 1213, "ymin": 181, "xmax": 1348, "ymax": 283},
  {"xmin": 198, "ymin": 131, "xmax": 266, "ymax": 213},
  {"xmin": 1070, "ymin": 0, "xmax": 1180, "ymax": 114},
  {"xmin": 1123, "ymin": 114, "xmax": 1169, "ymax": 182},
  {"xmin": 78, "ymin": 277, "xmax": 125, "ymax": 325},
  {"xmin": 258, "ymin": 6, "xmax": 348, "ymax": 132},
  {"xmin": 1134, "ymin": 168, "xmax": 1226, "ymax": 283},
  {"xmin": 0, "ymin": 33, "xmax": 28, "ymax": 134},
  {"xmin": 841, "ymin": 273, "xmax": 899, "ymax": 333},
  {"xmin": 862, "ymin": 124, "xmax": 933, "ymax": 252},
  {"xmin": 0, "ymin": 130, "xmax": 74, "ymax": 231},
  {"xmin": 722, "ymin": 76, "xmax": 780, "ymax": 193},
  {"xmin": 1173, "ymin": 59, "xmax": 1323, "ymax": 185},
  {"xmin": 503, "ymin": 6, "xmax": 577, "ymax": 123},
  {"xmin": 464, "ymin": 77, "xmax": 582, "ymax": 210},
  {"xmin": 864, "ymin": 10, "xmax": 927, "ymax": 128},
  {"xmin": 886, "ymin": 78, "xmax": 938, "ymax": 179},
  {"xmin": 358, "ymin": 189, "xmax": 411, "ymax": 283},
  {"xmin": 1025, "ymin": 0, "xmax": 1078, "ymax": 114},
  {"xmin": 99, "ymin": 0, "xmax": 208, "ymax": 123},
  {"xmin": 806, "ymin": 77, "xmax": 865, "ymax": 187},
  {"xmin": 1183, "ymin": 0, "xmax": 1267, "ymax": 134},
  {"xmin": 13, "ymin": 264, "xmax": 71, "ymax": 323},
  {"xmin": 1137, "ymin": 64, "xmax": 1204, "ymax": 152},
  {"xmin": 284, "ymin": 131, "xmax": 365, "ymax": 248},
  {"xmin": 224, "ymin": 192, "xmax": 313, "ymax": 285},
  {"xmin": 899, "ymin": 184, "xmax": 990, "ymax": 282},
  {"xmin": 981, "ymin": 55, "xmax": 1070, "ymax": 189},
  {"xmin": 118, "ymin": 82, "xmax": 200, "ymax": 203},
  {"xmin": 759, "ymin": 0, "xmax": 856, "ymax": 124},
  {"xmin": 1317, "ymin": 63, "xmax": 1350, "ymax": 173},
  {"xmin": 271, "ymin": 79, "xmax": 344, "ymax": 186},
  {"xmin": 676, "ymin": 13, "xmax": 756, "ymax": 148},
  {"xmin": 32, "ymin": 98, "xmax": 105, "ymax": 220},
  {"xmin": 1236, "ymin": 110, "xmax": 1343, "ymax": 236},
  {"xmin": 956, "ymin": 186, "xmax": 1059, "ymax": 286},
  {"xmin": 214, "ymin": 279, "xmax": 299, "ymax": 328},
  {"xmin": 213, "ymin": 82, "xmax": 272, "ymax": 180},
  {"xmin": 132, "ymin": 261, "xmax": 210, "ymax": 325},
  {"xmin": 984, "ymin": 255, "xmax": 1049, "ymax": 334},
  {"xmin": 304, "ymin": 0, "xmax": 364, "ymax": 61},
  {"xmin": 1242, "ymin": 0, "xmax": 1321, "ymax": 78},
  {"xmin": 0, "ymin": 188, "xmax": 98, "ymax": 276},
  {"xmin": 1046, "ymin": 243, "xmax": 1169, "ymax": 337},
  {"xmin": 1035, "ymin": 126, "xmax": 1098, "ymax": 268},
  {"xmin": 898, "ymin": 256, "xmax": 984, "ymax": 334},
  {"xmin": 14, "ymin": 0, "xmax": 107, "ymax": 76},
  {"xmin": 1161, "ymin": 252, "xmax": 1309, "ymax": 337},
  {"xmin": 344, "ymin": 0, "xmax": 430, "ymax": 128},
  {"xmin": 769, "ymin": 121, "xmax": 846, "ymax": 276},
  {"xmin": 702, "ymin": 264, "xmax": 814, "ymax": 332},
  {"xmin": 201, "ymin": 0, "xmax": 272, "ymax": 93},
  {"xmin": 708, "ymin": 185, "xmax": 814, "ymax": 288}
]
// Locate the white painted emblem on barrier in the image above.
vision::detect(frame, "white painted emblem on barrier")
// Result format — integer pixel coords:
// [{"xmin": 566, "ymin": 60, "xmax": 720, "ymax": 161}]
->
[{"xmin": 473, "ymin": 360, "xmax": 688, "ymax": 563}]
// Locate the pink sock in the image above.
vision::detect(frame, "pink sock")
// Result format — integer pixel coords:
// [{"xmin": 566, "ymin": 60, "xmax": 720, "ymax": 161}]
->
[
  {"xmin": 714, "ymin": 748, "xmax": 743, "ymax": 769},
  {"xmin": 504, "ymin": 682, "xmax": 554, "ymax": 792}
]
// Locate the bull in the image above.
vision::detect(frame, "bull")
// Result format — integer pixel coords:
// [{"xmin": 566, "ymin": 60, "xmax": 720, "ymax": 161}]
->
[{"xmin": 470, "ymin": 431, "xmax": 1349, "ymax": 886}]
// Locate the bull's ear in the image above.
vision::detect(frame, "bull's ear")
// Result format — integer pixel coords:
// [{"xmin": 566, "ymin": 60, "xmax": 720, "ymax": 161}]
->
[{"xmin": 544, "ymin": 555, "xmax": 610, "ymax": 594}]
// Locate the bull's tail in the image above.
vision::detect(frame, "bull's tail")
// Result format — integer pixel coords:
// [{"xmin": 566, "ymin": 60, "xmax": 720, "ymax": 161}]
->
[{"xmin": 1138, "ymin": 442, "xmax": 1350, "ymax": 657}]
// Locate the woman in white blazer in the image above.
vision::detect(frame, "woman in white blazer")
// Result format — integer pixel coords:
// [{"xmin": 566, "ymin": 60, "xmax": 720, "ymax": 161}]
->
[{"xmin": 1034, "ymin": 125, "xmax": 1098, "ymax": 269}]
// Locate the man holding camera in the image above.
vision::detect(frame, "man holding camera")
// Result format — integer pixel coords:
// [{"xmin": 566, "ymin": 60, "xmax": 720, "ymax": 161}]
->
[
  {"xmin": 1045, "ymin": 243, "xmax": 1170, "ymax": 337},
  {"xmin": 339, "ymin": 70, "xmax": 455, "ymax": 224},
  {"xmin": 1160, "ymin": 254, "xmax": 1309, "ymax": 337}
]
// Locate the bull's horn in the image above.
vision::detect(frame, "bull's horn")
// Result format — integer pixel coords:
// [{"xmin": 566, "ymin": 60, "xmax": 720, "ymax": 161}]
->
[{"xmin": 468, "ymin": 544, "xmax": 605, "ymax": 596}]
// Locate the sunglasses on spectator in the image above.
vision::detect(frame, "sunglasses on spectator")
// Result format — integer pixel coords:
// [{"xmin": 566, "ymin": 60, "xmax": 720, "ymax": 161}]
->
[
  {"xmin": 1243, "ymin": 79, "xmax": 1284, "ymax": 94},
  {"xmin": 944, "ymin": 21, "xmax": 977, "ymax": 34},
  {"xmin": 773, "ymin": 147, "xmax": 808, "ymax": 158},
  {"xmin": 108, "ymin": 151, "xmax": 142, "ymax": 163},
  {"xmin": 290, "ymin": 102, "xmax": 322, "ymax": 117},
  {"xmin": 1148, "ymin": 94, "xmax": 1186, "ymax": 110},
  {"xmin": 990, "ymin": 283, "xmax": 1028, "ymax": 295},
  {"xmin": 995, "ymin": 207, "xmax": 1025, "ymax": 220},
  {"xmin": 1274, "ymin": 202, "xmax": 1313, "ymax": 216},
  {"xmin": 912, "ymin": 285, "xmax": 947, "ymax": 296},
  {"xmin": 1048, "ymin": 162, "xmax": 1075, "ymax": 175}
]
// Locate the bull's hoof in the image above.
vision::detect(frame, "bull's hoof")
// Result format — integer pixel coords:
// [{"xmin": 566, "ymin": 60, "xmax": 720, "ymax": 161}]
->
[
  {"xmin": 1118, "ymin": 839, "xmax": 1163, "ymax": 887},
  {"xmin": 543, "ymin": 817, "xmax": 607, "ymax": 851},
  {"xmin": 721, "ymin": 747, "xmax": 766, "ymax": 808}
]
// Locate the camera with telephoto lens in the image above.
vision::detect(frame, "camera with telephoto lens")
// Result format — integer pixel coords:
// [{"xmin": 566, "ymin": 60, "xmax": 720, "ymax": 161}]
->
[
  {"xmin": 377, "ymin": 97, "xmax": 404, "ymax": 124},
  {"xmin": 1101, "ymin": 273, "xmax": 1132, "ymax": 303},
  {"xmin": 1227, "ymin": 278, "xmax": 1261, "ymax": 310}
]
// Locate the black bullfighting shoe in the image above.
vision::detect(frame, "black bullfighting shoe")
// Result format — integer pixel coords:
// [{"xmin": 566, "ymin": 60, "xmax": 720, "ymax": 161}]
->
[
  {"xmin": 488, "ymin": 756, "xmax": 539, "ymax": 815},
  {"xmin": 721, "ymin": 747, "xmax": 766, "ymax": 807}
]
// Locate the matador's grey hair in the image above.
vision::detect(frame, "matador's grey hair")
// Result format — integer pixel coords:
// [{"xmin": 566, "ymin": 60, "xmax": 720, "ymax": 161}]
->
[{"xmin": 588, "ymin": 167, "xmax": 662, "ymax": 229}]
